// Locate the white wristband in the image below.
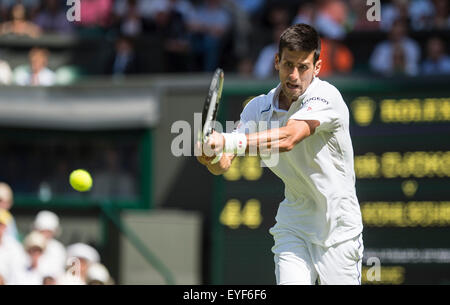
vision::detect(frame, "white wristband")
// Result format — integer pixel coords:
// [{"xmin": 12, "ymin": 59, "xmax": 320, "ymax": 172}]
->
[
  {"xmin": 222, "ymin": 133, "xmax": 247, "ymax": 155},
  {"xmin": 210, "ymin": 151, "xmax": 223, "ymax": 164}
]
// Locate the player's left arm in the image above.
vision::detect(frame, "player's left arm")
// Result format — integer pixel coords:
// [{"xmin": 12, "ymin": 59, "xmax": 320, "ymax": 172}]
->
[{"xmin": 245, "ymin": 119, "xmax": 320, "ymax": 153}]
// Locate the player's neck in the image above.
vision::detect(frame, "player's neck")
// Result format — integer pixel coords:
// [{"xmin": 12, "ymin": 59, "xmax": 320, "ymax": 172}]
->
[{"xmin": 278, "ymin": 91, "xmax": 295, "ymax": 111}]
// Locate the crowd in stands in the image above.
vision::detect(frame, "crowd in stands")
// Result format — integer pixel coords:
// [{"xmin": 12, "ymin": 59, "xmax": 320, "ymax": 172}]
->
[
  {"xmin": 0, "ymin": 182, "xmax": 113, "ymax": 285},
  {"xmin": 0, "ymin": 0, "xmax": 447, "ymax": 82}
]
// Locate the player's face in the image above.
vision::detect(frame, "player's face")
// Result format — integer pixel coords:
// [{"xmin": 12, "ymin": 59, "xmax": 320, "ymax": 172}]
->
[{"xmin": 275, "ymin": 48, "xmax": 321, "ymax": 104}]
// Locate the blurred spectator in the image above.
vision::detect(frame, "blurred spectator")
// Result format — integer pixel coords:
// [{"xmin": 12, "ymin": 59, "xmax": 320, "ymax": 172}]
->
[
  {"xmin": 15, "ymin": 231, "xmax": 48, "ymax": 285},
  {"xmin": 422, "ymin": 37, "xmax": 450, "ymax": 75},
  {"xmin": 114, "ymin": 0, "xmax": 144, "ymax": 37},
  {"xmin": 229, "ymin": 0, "xmax": 264, "ymax": 17},
  {"xmin": 113, "ymin": 0, "xmax": 196, "ymax": 38},
  {"xmin": 266, "ymin": 4, "xmax": 290, "ymax": 28},
  {"xmin": 54, "ymin": 65, "xmax": 83, "ymax": 85},
  {"xmin": 105, "ymin": 36, "xmax": 140, "ymax": 76},
  {"xmin": 33, "ymin": 210, "xmax": 67, "ymax": 276},
  {"xmin": 409, "ymin": 0, "xmax": 435, "ymax": 30},
  {"xmin": 14, "ymin": 47, "xmax": 56, "ymax": 86},
  {"xmin": 33, "ymin": 0, "xmax": 74, "ymax": 34},
  {"xmin": 222, "ymin": 0, "xmax": 252, "ymax": 64},
  {"xmin": 292, "ymin": 2, "xmax": 354, "ymax": 78},
  {"xmin": 314, "ymin": 0, "xmax": 348, "ymax": 40},
  {"xmin": 168, "ymin": 0, "xmax": 196, "ymax": 21},
  {"xmin": 86, "ymin": 262, "xmax": 113, "ymax": 285},
  {"xmin": 149, "ymin": 0, "xmax": 191, "ymax": 72},
  {"xmin": 59, "ymin": 243, "xmax": 100, "ymax": 285},
  {"xmin": 91, "ymin": 148, "xmax": 135, "ymax": 200},
  {"xmin": 141, "ymin": 0, "xmax": 196, "ymax": 22},
  {"xmin": 42, "ymin": 274, "xmax": 57, "ymax": 285},
  {"xmin": 0, "ymin": 58, "xmax": 12, "ymax": 85},
  {"xmin": 431, "ymin": 0, "xmax": 450, "ymax": 29},
  {"xmin": 293, "ymin": 1, "xmax": 316, "ymax": 26},
  {"xmin": 380, "ymin": 0, "xmax": 410, "ymax": 31},
  {"xmin": 0, "ymin": 0, "xmax": 40, "ymax": 21},
  {"xmin": 188, "ymin": 0, "xmax": 232, "ymax": 71},
  {"xmin": 318, "ymin": 37, "xmax": 354, "ymax": 77},
  {"xmin": 0, "ymin": 3, "xmax": 41, "ymax": 38},
  {"xmin": 0, "ymin": 208, "xmax": 27, "ymax": 284},
  {"xmin": 391, "ymin": 41, "xmax": 408, "ymax": 75},
  {"xmin": 78, "ymin": 0, "xmax": 112, "ymax": 29},
  {"xmin": 347, "ymin": 0, "xmax": 380, "ymax": 31},
  {"xmin": 113, "ymin": 0, "xmax": 156, "ymax": 21},
  {"xmin": 0, "ymin": 182, "xmax": 19, "ymax": 240},
  {"xmin": 369, "ymin": 19, "xmax": 420, "ymax": 76},
  {"xmin": 253, "ymin": 24, "xmax": 286, "ymax": 79}
]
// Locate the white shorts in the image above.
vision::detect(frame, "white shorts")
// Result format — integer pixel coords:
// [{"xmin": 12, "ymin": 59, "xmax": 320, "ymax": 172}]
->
[{"xmin": 272, "ymin": 231, "xmax": 364, "ymax": 285}]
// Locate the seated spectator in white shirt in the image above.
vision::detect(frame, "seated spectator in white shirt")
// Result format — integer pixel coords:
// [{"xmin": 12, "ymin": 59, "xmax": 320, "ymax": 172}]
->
[
  {"xmin": 369, "ymin": 19, "xmax": 420, "ymax": 76},
  {"xmin": 0, "ymin": 58, "xmax": 12, "ymax": 85},
  {"xmin": 422, "ymin": 36, "xmax": 450, "ymax": 75},
  {"xmin": 0, "ymin": 209, "xmax": 28, "ymax": 284},
  {"xmin": 86, "ymin": 263, "xmax": 113, "ymax": 285},
  {"xmin": 0, "ymin": 268, "xmax": 5, "ymax": 284},
  {"xmin": 0, "ymin": 182, "xmax": 19, "ymax": 240},
  {"xmin": 33, "ymin": 211, "xmax": 67, "ymax": 277},
  {"xmin": 58, "ymin": 243, "xmax": 101, "ymax": 285},
  {"xmin": 15, "ymin": 231, "xmax": 49, "ymax": 285},
  {"xmin": 14, "ymin": 47, "xmax": 56, "ymax": 86}
]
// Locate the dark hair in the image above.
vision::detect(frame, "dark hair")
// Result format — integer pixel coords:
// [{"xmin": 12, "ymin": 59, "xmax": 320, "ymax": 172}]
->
[{"xmin": 278, "ymin": 23, "xmax": 321, "ymax": 63}]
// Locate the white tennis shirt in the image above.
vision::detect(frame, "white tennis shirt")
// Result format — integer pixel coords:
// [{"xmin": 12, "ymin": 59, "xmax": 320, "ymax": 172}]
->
[{"xmin": 236, "ymin": 77, "xmax": 363, "ymax": 247}]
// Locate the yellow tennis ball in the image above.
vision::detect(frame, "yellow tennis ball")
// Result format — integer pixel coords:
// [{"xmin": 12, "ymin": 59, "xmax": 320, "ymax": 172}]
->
[{"xmin": 69, "ymin": 169, "xmax": 93, "ymax": 192}]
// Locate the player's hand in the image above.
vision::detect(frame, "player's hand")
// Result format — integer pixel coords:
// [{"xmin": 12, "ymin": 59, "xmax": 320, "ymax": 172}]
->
[
  {"xmin": 195, "ymin": 140, "xmax": 216, "ymax": 166},
  {"xmin": 205, "ymin": 131, "xmax": 225, "ymax": 155},
  {"xmin": 196, "ymin": 153, "xmax": 215, "ymax": 166},
  {"xmin": 195, "ymin": 131, "xmax": 225, "ymax": 165}
]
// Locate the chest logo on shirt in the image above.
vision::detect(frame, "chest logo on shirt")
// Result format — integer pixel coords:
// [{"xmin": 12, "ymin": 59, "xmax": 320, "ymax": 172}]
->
[{"xmin": 301, "ymin": 96, "xmax": 330, "ymax": 109}]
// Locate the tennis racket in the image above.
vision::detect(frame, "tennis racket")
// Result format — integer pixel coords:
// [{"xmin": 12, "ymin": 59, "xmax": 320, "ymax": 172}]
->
[{"xmin": 198, "ymin": 68, "xmax": 224, "ymax": 143}]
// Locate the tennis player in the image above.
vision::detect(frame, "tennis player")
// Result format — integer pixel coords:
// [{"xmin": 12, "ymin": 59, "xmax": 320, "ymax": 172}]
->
[{"xmin": 197, "ymin": 23, "xmax": 364, "ymax": 285}]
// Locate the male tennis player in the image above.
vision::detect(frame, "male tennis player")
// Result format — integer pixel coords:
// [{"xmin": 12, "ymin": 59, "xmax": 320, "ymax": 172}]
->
[{"xmin": 197, "ymin": 23, "xmax": 363, "ymax": 285}]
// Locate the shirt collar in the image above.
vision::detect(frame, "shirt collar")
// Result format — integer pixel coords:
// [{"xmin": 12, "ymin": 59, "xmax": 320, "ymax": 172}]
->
[
  {"xmin": 272, "ymin": 84, "xmax": 287, "ymax": 113},
  {"xmin": 297, "ymin": 76, "xmax": 319, "ymax": 103}
]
